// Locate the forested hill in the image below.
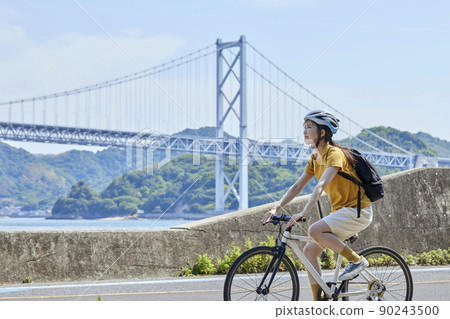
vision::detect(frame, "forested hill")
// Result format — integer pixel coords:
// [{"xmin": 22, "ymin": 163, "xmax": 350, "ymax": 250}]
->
[
  {"xmin": 0, "ymin": 143, "xmax": 128, "ymax": 210},
  {"xmin": 0, "ymin": 126, "xmax": 448, "ymax": 214},
  {"xmin": 0, "ymin": 142, "xmax": 68, "ymax": 210},
  {"xmin": 42, "ymin": 147, "xmax": 127, "ymax": 192},
  {"xmin": 414, "ymin": 131, "xmax": 450, "ymax": 157},
  {"xmin": 339, "ymin": 126, "xmax": 440, "ymax": 156}
]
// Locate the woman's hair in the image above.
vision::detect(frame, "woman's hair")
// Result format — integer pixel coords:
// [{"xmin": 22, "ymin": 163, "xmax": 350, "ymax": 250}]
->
[{"xmin": 320, "ymin": 125, "xmax": 356, "ymax": 168}]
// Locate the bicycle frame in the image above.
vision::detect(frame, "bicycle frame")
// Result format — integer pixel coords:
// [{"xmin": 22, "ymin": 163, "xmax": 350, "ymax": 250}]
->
[{"xmin": 280, "ymin": 230, "xmax": 379, "ymax": 299}]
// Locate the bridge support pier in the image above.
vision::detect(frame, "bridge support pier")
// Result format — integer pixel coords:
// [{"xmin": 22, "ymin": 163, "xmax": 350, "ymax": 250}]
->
[{"xmin": 215, "ymin": 36, "xmax": 248, "ymax": 212}]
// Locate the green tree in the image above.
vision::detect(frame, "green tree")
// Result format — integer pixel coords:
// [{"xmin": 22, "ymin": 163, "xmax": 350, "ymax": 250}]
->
[
  {"xmin": 67, "ymin": 181, "xmax": 99, "ymax": 201},
  {"xmin": 87, "ymin": 198, "xmax": 119, "ymax": 218},
  {"xmin": 51, "ymin": 197, "xmax": 89, "ymax": 218},
  {"xmin": 113, "ymin": 195, "xmax": 141, "ymax": 216},
  {"xmin": 142, "ymin": 197, "xmax": 157, "ymax": 214}
]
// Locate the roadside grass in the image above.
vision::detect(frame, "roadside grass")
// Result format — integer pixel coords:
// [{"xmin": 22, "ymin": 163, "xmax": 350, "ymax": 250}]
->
[{"xmin": 180, "ymin": 236, "xmax": 450, "ymax": 276}]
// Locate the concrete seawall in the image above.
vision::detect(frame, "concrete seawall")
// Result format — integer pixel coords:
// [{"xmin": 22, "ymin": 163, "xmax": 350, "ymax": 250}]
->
[{"xmin": 1, "ymin": 167, "xmax": 449, "ymax": 284}]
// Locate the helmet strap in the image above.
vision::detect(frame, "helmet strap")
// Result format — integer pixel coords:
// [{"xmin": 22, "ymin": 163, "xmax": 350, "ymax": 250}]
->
[{"xmin": 315, "ymin": 126, "xmax": 325, "ymax": 148}]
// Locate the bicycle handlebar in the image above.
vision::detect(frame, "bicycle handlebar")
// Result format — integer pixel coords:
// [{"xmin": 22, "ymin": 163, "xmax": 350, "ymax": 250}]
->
[
  {"xmin": 269, "ymin": 215, "xmax": 306, "ymax": 232},
  {"xmin": 269, "ymin": 215, "xmax": 291, "ymax": 224}
]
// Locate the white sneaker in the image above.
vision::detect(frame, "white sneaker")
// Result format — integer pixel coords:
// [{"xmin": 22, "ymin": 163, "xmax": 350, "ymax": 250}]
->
[{"xmin": 339, "ymin": 257, "xmax": 369, "ymax": 281}]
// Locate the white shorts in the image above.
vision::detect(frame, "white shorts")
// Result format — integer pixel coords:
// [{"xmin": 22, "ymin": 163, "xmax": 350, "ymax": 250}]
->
[{"xmin": 321, "ymin": 206, "xmax": 373, "ymax": 241}]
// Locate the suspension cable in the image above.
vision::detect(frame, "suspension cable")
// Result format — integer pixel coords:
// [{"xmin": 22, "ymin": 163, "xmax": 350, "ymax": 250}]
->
[
  {"xmin": 246, "ymin": 42, "xmax": 412, "ymax": 155},
  {"xmin": 245, "ymin": 57, "xmax": 385, "ymax": 153}
]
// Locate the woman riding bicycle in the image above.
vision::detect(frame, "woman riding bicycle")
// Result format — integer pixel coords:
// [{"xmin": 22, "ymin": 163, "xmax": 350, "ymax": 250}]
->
[{"xmin": 261, "ymin": 110, "xmax": 373, "ymax": 301}]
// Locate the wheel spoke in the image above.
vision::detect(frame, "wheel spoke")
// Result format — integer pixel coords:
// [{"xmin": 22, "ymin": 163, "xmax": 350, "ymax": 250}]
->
[
  {"xmin": 384, "ymin": 291, "xmax": 402, "ymax": 301},
  {"xmin": 384, "ymin": 267, "xmax": 402, "ymax": 283},
  {"xmin": 271, "ymin": 276, "xmax": 294, "ymax": 288},
  {"xmin": 385, "ymin": 272, "xmax": 407, "ymax": 284},
  {"xmin": 230, "ymin": 283, "xmax": 255, "ymax": 293},
  {"xmin": 270, "ymin": 272, "xmax": 287, "ymax": 286},
  {"xmin": 272, "ymin": 292, "xmax": 281, "ymax": 301},
  {"xmin": 271, "ymin": 291, "xmax": 292, "ymax": 299},
  {"xmin": 235, "ymin": 289, "xmax": 255, "ymax": 301},
  {"xmin": 236, "ymin": 275, "xmax": 262, "ymax": 289}
]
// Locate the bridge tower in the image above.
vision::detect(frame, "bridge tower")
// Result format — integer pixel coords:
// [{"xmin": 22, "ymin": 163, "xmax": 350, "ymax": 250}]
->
[{"xmin": 215, "ymin": 36, "xmax": 248, "ymax": 212}]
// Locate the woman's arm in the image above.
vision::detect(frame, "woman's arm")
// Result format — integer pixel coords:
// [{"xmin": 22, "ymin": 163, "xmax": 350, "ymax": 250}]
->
[
  {"xmin": 286, "ymin": 166, "xmax": 339, "ymax": 227},
  {"xmin": 261, "ymin": 172, "xmax": 314, "ymax": 224}
]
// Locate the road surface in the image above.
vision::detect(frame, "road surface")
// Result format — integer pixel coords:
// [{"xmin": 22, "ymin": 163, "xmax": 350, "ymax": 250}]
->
[{"xmin": 0, "ymin": 266, "xmax": 449, "ymax": 301}]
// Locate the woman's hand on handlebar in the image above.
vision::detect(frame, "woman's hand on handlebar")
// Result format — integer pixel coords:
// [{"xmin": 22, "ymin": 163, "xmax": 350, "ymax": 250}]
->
[
  {"xmin": 261, "ymin": 207, "xmax": 277, "ymax": 225},
  {"xmin": 286, "ymin": 211, "xmax": 307, "ymax": 228}
]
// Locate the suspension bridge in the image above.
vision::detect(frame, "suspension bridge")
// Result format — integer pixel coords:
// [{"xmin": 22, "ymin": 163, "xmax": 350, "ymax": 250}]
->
[{"xmin": 1, "ymin": 36, "xmax": 448, "ymax": 212}]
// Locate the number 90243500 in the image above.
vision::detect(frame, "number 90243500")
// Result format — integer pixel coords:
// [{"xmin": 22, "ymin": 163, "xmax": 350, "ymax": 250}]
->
[{"xmin": 379, "ymin": 306, "xmax": 439, "ymax": 316}]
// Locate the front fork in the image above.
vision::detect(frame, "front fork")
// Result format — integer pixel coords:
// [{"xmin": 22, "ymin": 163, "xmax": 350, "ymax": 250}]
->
[{"xmin": 256, "ymin": 245, "xmax": 286, "ymax": 295}]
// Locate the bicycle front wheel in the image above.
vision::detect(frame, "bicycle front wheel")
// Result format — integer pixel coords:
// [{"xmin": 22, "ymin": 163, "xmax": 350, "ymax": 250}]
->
[
  {"xmin": 223, "ymin": 246, "xmax": 299, "ymax": 301},
  {"xmin": 344, "ymin": 246, "xmax": 413, "ymax": 301}
]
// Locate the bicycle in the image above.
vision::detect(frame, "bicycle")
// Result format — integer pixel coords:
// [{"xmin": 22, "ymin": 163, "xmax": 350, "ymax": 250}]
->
[{"xmin": 223, "ymin": 215, "xmax": 413, "ymax": 301}]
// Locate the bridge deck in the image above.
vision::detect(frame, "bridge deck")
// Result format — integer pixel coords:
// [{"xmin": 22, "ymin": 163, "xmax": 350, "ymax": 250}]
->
[{"xmin": 0, "ymin": 122, "xmax": 421, "ymax": 169}]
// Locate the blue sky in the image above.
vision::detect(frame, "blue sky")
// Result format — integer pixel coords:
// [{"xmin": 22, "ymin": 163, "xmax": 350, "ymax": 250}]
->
[{"xmin": 1, "ymin": 0, "xmax": 449, "ymax": 154}]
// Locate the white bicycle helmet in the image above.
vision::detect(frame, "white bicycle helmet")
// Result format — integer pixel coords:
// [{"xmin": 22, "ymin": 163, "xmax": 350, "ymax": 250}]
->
[{"xmin": 304, "ymin": 110, "xmax": 340, "ymax": 134}]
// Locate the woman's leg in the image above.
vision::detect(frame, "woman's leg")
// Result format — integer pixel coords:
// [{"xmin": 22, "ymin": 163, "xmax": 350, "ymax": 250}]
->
[
  {"xmin": 308, "ymin": 220, "xmax": 345, "ymax": 253},
  {"xmin": 309, "ymin": 219, "xmax": 366, "ymax": 281},
  {"xmin": 303, "ymin": 241, "xmax": 324, "ymax": 300},
  {"xmin": 304, "ymin": 241, "xmax": 325, "ymax": 283}
]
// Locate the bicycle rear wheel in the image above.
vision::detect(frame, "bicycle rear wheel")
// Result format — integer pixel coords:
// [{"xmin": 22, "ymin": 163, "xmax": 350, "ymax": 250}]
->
[
  {"xmin": 223, "ymin": 246, "xmax": 299, "ymax": 301},
  {"xmin": 344, "ymin": 246, "xmax": 413, "ymax": 301}
]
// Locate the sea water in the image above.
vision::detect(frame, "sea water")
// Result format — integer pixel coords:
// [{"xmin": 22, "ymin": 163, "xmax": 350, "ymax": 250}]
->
[{"xmin": 0, "ymin": 217, "xmax": 195, "ymax": 231}]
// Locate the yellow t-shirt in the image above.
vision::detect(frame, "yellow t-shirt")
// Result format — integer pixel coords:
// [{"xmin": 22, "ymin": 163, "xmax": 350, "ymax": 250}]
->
[{"xmin": 304, "ymin": 144, "xmax": 371, "ymax": 212}]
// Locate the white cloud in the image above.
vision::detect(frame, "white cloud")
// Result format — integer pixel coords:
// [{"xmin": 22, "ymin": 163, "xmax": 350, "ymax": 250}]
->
[
  {"xmin": 0, "ymin": 22, "xmax": 186, "ymax": 102},
  {"xmin": 0, "ymin": 5, "xmax": 20, "ymax": 18},
  {"xmin": 0, "ymin": 19, "xmax": 26, "ymax": 44}
]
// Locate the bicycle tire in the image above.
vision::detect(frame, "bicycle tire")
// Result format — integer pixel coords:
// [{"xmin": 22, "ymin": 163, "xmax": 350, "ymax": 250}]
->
[
  {"xmin": 223, "ymin": 246, "xmax": 300, "ymax": 301},
  {"xmin": 343, "ymin": 246, "xmax": 413, "ymax": 301}
]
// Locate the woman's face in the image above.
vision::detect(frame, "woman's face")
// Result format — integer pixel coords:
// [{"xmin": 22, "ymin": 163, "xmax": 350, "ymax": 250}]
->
[{"xmin": 303, "ymin": 119, "xmax": 319, "ymax": 145}]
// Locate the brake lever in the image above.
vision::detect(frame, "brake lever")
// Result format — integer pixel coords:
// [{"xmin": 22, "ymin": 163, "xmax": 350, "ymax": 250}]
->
[{"xmin": 285, "ymin": 217, "xmax": 307, "ymax": 232}]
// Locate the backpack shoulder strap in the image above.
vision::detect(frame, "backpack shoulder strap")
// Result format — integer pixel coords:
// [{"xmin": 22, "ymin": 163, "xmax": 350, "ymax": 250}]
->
[
  {"xmin": 330, "ymin": 146, "xmax": 363, "ymax": 218},
  {"xmin": 311, "ymin": 153, "xmax": 316, "ymax": 169},
  {"xmin": 336, "ymin": 171, "xmax": 363, "ymax": 218},
  {"xmin": 325, "ymin": 146, "xmax": 334, "ymax": 161},
  {"xmin": 337, "ymin": 171, "xmax": 362, "ymax": 186}
]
